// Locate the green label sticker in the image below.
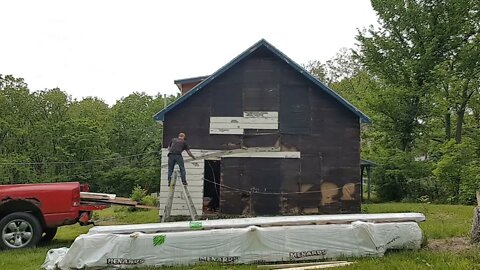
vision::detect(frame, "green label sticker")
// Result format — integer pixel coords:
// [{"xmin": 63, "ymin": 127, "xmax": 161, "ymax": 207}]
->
[
  {"xmin": 189, "ymin": 221, "xmax": 203, "ymax": 230},
  {"xmin": 153, "ymin": 235, "xmax": 166, "ymax": 246}
]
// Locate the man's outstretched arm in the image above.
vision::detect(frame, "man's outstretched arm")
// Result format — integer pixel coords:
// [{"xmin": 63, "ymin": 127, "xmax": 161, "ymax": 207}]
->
[{"xmin": 186, "ymin": 149, "xmax": 195, "ymax": 159}]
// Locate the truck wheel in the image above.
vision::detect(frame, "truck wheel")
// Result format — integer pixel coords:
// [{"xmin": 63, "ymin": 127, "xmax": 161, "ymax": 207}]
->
[
  {"xmin": 40, "ymin": 227, "xmax": 58, "ymax": 243},
  {"xmin": 0, "ymin": 212, "xmax": 42, "ymax": 249}
]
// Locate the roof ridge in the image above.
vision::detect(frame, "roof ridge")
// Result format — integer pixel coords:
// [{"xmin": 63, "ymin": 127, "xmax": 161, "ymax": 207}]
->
[{"xmin": 154, "ymin": 39, "xmax": 370, "ymax": 123}]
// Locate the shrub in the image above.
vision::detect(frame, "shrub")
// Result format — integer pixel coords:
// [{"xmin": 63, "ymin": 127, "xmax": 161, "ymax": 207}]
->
[{"xmin": 141, "ymin": 195, "xmax": 158, "ymax": 207}]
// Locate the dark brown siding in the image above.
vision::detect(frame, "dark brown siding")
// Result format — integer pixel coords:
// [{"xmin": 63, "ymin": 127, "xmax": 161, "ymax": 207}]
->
[
  {"xmin": 163, "ymin": 46, "xmax": 361, "ymax": 215},
  {"xmin": 220, "ymin": 158, "xmax": 300, "ymax": 215}
]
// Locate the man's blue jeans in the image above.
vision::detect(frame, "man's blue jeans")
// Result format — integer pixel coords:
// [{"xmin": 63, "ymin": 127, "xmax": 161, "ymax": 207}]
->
[{"xmin": 167, "ymin": 154, "xmax": 187, "ymax": 185}]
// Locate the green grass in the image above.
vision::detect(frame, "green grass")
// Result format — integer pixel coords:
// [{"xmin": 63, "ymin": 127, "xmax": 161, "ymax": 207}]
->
[
  {"xmin": 0, "ymin": 203, "xmax": 478, "ymax": 270},
  {"xmin": 347, "ymin": 249, "xmax": 480, "ymax": 270},
  {"xmin": 362, "ymin": 203, "xmax": 475, "ymax": 239}
]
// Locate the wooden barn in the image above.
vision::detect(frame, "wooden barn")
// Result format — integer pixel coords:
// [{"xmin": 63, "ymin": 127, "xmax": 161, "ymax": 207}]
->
[{"xmin": 154, "ymin": 39, "xmax": 370, "ymax": 217}]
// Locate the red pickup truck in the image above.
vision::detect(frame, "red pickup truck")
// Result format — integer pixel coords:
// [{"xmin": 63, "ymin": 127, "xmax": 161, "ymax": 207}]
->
[{"xmin": 0, "ymin": 182, "xmax": 107, "ymax": 249}]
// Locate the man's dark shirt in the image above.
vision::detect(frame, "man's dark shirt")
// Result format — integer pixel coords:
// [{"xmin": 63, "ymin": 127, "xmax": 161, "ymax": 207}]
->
[{"xmin": 168, "ymin": 138, "xmax": 190, "ymax": 155}]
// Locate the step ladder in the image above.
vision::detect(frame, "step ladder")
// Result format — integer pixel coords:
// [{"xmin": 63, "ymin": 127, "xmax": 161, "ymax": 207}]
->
[{"xmin": 161, "ymin": 170, "xmax": 197, "ymax": 222}]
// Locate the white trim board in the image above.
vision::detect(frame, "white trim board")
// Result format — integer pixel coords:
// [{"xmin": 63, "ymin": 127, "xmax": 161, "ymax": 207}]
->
[
  {"xmin": 209, "ymin": 128, "xmax": 244, "ymax": 135},
  {"xmin": 210, "ymin": 117, "xmax": 277, "ymax": 124},
  {"xmin": 209, "ymin": 111, "xmax": 279, "ymax": 135},
  {"xmin": 210, "ymin": 122, "xmax": 278, "ymax": 129},
  {"xmin": 222, "ymin": 152, "xmax": 301, "ymax": 159},
  {"xmin": 244, "ymin": 111, "xmax": 278, "ymax": 118}
]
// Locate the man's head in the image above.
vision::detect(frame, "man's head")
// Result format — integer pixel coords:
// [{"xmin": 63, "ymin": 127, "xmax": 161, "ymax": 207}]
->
[{"xmin": 178, "ymin": 132, "xmax": 186, "ymax": 140}]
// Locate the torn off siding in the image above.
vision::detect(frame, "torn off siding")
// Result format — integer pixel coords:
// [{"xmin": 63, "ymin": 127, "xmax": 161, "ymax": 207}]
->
[
  {"xmin": 160, "ymin": 148, "xmax": 220, "ymax": 216},
  {"xmin": 209, "ymin": 111, "xmax": 278, "ymax": 135}
]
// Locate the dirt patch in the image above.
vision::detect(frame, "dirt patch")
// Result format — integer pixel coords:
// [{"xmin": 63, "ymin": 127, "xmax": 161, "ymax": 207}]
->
[{"xmin": 427, "ymin": 237, "xmax": 473, "ymax": 252}]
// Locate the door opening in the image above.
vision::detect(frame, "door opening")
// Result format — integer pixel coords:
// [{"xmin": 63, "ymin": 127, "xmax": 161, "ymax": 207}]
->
[{"xmin": 203, "ymin": 160, "xmax": 221, "ymax": 213}]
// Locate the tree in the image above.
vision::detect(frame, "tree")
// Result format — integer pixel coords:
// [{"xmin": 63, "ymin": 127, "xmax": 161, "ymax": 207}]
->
[
  {"xmin": 355, "ymin": 0, "xmax": 480, "ymax": 150},
  {"xmin": 304, "ymin": 48, "xmax": 362, "ymax": 87}
]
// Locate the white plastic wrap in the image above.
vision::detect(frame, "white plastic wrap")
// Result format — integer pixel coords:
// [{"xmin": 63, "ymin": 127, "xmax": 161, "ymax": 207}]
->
[
  {"xmin": 88, "ymin": 213, "xmax": 425, "ymax": 235},
  {"xmin": 43, "ymin": 221, "xmax": 423, "ymax": 269}
]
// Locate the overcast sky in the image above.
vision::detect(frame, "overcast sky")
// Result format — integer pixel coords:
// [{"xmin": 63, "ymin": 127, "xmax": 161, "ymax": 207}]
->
[{"xmin": 0, "ymin": 0, "xmax": 378, "ymax": 104}]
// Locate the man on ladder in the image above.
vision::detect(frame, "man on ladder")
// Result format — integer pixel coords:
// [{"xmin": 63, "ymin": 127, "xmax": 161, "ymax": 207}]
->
[
  {"xmin": 167, "ymin": 132, "xmax": 195, "ymax": 186},
  {"xmin": 162, "ymin": 132, "xmax": 197, "ymax": 222}
]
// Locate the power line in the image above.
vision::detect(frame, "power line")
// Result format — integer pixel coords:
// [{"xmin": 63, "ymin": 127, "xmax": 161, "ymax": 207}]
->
[
  {"xmin": 0, "ymin": 151, "xmax": 160, "ymax": 166},
  {"xmin": 202, "ymin": 177, "xmax": 361, "ymax": 195},
  {"xmin": 0, "ymin": 127, "xmax": 163, "ymax": 142}
]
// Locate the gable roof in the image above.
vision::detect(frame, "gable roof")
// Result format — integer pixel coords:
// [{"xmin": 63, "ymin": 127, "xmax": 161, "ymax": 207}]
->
[{"xmin": 154, "ymin": 39, "xmax": 370, "ymax": 123}]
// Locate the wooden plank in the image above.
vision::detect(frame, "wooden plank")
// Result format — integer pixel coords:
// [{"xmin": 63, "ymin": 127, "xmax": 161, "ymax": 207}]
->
[
  {"xmin": 160, "ymin": 162, "xmax": 205, "ymax": 169},
  {"xmin": 209, "ymin": 128, "xmax": 244, "ymax": 134},
  {"xmin": 222, "ymin": 151, "xmax": 300, "ymax": 159},
  {"xmin": 210, "ymin": 123, "xmax": 243, "ymax": 129},
  {"xmin": 210, "ymin": 117, "xmax": 278, "ymax": 124},
  {"xmin": 161, "ymin": 148, "xmax": 221, "ymax": 157},
  {"xmin": 210, "ymin": 122, "xmax": 278, "ymax": 129},
  {"xmin": 81, "ymin": 196, "xmax": 157, "ymax": 209},
  {"xmin": 477, "ymin": 191, "xmax": 480, "ymax": 206},
  {"xmin": 162, "ymin": 147, "xmax": 282, "ymax": 160},
  {"xmin": 210, "ymin": 117, "xmax": 244, "ymax": 123},
  {"xmin": 244, "ymin": 111, "xmax": 278, "ymax": 118},
  {"xmin": 276, "ymin": 262, "xmax": 353, "ymax": 270},
  {"xmin": 257, "ymin": 261, "xmax": 349, "ymax": 269},
  {"xmin": 80, "ymin": 192, "xmax": 116, "ymax": 199}
]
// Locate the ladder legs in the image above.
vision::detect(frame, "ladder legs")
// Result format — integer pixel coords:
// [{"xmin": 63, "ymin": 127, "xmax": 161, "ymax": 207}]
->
[
  {"xmin": 161, "ymin": 170, "xmax": 197, "ymax": 222},
  {"xmin": 181, "ymin": 183, "xmax": 197, "ymax": 221},
  {"xmin": 161, "ymin": 171, "xmax": 177, "ymax": 223}
]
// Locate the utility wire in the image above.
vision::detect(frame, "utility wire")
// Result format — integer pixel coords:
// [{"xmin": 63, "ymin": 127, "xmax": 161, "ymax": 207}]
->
[
  {"xmin": 201, "ymin": 177, "xmax": 361, "ymax": 195},
  {"xmin": 0, "ymin": 151, "xmax": 160, "ymax": 166}
]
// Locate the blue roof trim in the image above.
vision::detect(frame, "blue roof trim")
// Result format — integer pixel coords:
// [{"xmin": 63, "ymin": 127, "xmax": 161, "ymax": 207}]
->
[{"xmin": 154, "ymin": 39, "xmax": 371, "ymax": 123}]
